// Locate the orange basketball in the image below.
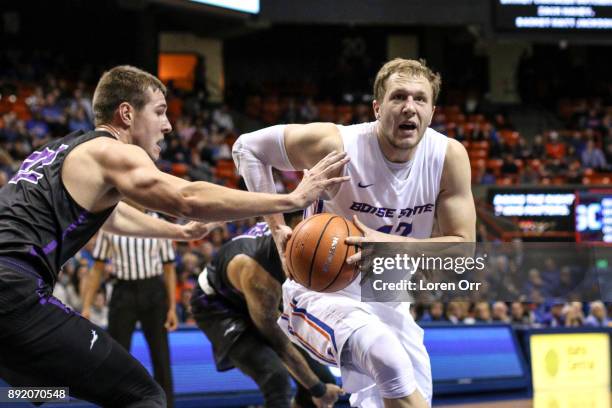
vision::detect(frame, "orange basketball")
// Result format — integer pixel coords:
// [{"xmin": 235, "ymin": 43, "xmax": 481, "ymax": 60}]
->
[{"xmin": 285, "ymin": 213, "xmax": 362, "ymax": 293}]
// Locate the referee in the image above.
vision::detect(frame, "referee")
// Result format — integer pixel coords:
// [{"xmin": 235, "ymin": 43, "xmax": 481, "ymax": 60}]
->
[{"xmin": 82, "ymin": 206, "xmax": 183, "ymax": 408}]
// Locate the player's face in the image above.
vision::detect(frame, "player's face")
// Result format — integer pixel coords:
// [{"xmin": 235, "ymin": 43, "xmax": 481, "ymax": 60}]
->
[
  {"xmin": 131, "ymin": 88, "xmax": 172, "ymax": 160},
  {"xmin": 373, "ymin": 73, "xmax": 435, "ymax": 160}
]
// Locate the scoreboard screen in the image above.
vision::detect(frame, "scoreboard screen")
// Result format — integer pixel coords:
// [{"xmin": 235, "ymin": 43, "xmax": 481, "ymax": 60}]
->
[
  {"xmin": 494, "ymin": 0, "xmax": 612, "ymax": 31},
  {"xmin": 488, "ymin": 188, "xmax": 612, "ymax": 244},
  {"xmin": 490, "ymin": 188, "xmax": 577, "ymax": 232},
  {"xmin": 576, "ymin": 190, "xmax": 612, "ymax": 243}
]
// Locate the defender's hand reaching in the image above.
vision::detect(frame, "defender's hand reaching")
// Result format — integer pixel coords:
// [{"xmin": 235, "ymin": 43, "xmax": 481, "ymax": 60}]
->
[{"xmin": 290, "ymin": 151, "xmax": 350, "ymax": 209}]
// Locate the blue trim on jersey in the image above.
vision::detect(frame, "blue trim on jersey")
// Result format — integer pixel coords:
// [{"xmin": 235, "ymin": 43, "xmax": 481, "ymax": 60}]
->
[
  {"xmin": 316, "ymin": 199, "xmax": 324, "ymax": 214},
  {"xmin": 290, "ymin": 298, "xmax": 338, "ymax": 352}
]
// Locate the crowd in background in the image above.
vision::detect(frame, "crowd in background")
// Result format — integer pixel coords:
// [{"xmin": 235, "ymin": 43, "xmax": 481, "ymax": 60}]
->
[{"xmin": 0, "ymin": 55, "xmax": 610, "ymax": 329}]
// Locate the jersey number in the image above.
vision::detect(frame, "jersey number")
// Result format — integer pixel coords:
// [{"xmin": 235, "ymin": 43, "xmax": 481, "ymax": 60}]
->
[
  {"xmin": 9, "ymin": 144, "xmax": 68, "ymax": 185},
  {"xmin": 377, "ymin": 222, "xmax": 413, "ymax": 236}
]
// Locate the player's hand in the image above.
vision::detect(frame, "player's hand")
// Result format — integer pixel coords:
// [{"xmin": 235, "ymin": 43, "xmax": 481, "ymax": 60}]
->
[
  {"xmin": 290, "ymin": 151, "xmax": 350, "ymax": 208},
  {"xmin": 271, "ymin": 224, "xmax": 294, "ymax": 279},
  {"xmin": 180, "ymin": 221, "xmax": 225, "ymax": 241},
  {"xmin": 165, "ymin": 308, "xmax": 179, "ymax": 332},
  {"xmin": 312, "ymin": 384, "xmax": 345, "ymax": 408},
  {"xmin": 345, "ymin": 215, "xmax": 413, "ymax": 266}
]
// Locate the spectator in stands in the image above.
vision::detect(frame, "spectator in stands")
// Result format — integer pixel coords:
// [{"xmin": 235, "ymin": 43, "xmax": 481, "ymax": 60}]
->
[
  {"xmin": 563, "ymin": 302, "xmax": 584, "ymax": 327},
  {"xmin": 207, "ymin": 225, "xmax": 227, "ymax": 256},
  {"xmin": 568, "ymin": 131, "xmax": 586, "ymax": 158},
  {"xmin": 446, "ymin": 301, "xmax": 466, "ymax": 324},
  {"xmin": 519, "ymin": 165, "xmax": 539, "ymax": 184},
  {"xmin": 68, "ymin": 106, "xmax": 92, "ymax": 132},
  {"xmin": 473, "ymin": 167, "xmax": 493, "ymax": 185},
  {"xmin": 25, "ymin": 111, "xmax": 50, "ymax": 141},
  {"xmin": 283, "ymin": 97, "xmax": 299, "ymax": 123},
  {"xmin": 454, "ymin": 125, "xmax": 466, "ymax": 143},
  {"xmin": 176, "ymin": 116, "xmax": 196, "ymax": 142},
  {"xmin": 53, "ymin": 262, "xmax": 82, "ymax": 311},
  {"xmin": 581, "ymin": 140, "xmax": 608, "ymax": 170},
  {"xmin": 211, "ymin": 132, "xmax": 232, "ymax": 162},
  {"xmin": 500, "ymin": 260, "xmax": 522, "ymax": 300},
  {"xmin": 463, "ymin": 92, "xmax": 478, "ymax": 115},
  {"xmin": 212, "ymin": 104, "xmax": 234, "ymax": 131},
  {"xmin": 420, "ymin": 302, "xmax": 448, "ymax": 323},
  {"xmin": 500, "ymin": 153, "xmax": 519, "ymax": 175},
  {"xmin": 585, "ymin": 301, "xmax": 609, "ymax": 327},
  {"xmin": 514, "ymin": 137, "xmax": 532, "ymax": 161},
  {"xmin": 88, "ymin": 290, "xmax": 109, "ymax": 328},
  {"xmin": 542, "ymin": 158, "xmax": 566, "ymax": 178},
  {"xmin": 196, "ymin": 135, "xmax": 217, "ymax": 168},
  {"xmin": 541, "ymin": 257, "xmax": 560, "ymax": 288},
  {"xmin": 584, "ymin": 108, "xmax": 602, "ymax": 130},
  {"xmin": 176, "ymin": 287, "xmax": 195, "ymax": 324},
  {"xmin": 545, "ymin": 131, "xmax": 566, "ymax": 160},
  {"xmin": 531, "ymin": 134, "xmax": 546, "ymax": 158},
  {"xmin": 510, "ymin": 302, "xmax": 533, "ymax": 326},
  {"xmin": 553, "ymin": 266, "xmax": 575, "ymax": 297},
  {"xmin": 473, "ymin": 302, "xmax": 492, "ymax": 323},
  {"xmin": 565, "ymin": 160, "xmax": 583, "ymax": 184},
  {"xmin": 163, "ymin": 137, "xmax": 192, "ymax": 165},
  {"xmin": 69, "ymin": 86, "xmax": 94, "ymax": 123},
  {"xmin": 39, "ymin": 91, "xmax": 66, "ymax": 136},
  {"xmin": 494, "ymin": 114, "xmax": 512, "ymax": 130},
  {"xmin": 176, "ymin": 251, "xmax": 201, "ymax": 290},
  {"xmin": 540, "ymin": 301, "xmax": 565, "ymax": 327},
  {"xmin": 299, "ymin": 98, "xmax": 318, "ymax": 123},
  {"xmin": 525, "ymin": 268, "xmax": 549, "ymax": 299},
  {"xmin": 491, "ymin": 302, "xmax": 510, "ymax": 323}
]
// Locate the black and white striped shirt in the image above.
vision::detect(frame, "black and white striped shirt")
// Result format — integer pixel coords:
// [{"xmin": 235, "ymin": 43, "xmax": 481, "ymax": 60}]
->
[{"xmin": 92, "ymin": 215, "xmax": 176, "ymax": 280}]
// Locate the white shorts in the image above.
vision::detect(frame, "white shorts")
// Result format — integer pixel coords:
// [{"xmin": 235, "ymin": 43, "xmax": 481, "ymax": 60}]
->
[{"xmin": 278, "ymin": 280, "xmax": 432, "ymax": 407}]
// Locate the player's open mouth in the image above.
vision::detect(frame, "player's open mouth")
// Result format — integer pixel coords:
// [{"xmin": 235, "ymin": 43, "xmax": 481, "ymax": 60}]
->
[{"xmin": 399, "ymin": 122, "xmax": 417, "ymax": 131}]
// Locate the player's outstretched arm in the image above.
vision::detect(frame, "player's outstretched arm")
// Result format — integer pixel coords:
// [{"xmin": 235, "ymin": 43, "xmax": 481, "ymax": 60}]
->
[
  {"xmin": 102, "ymin": 201, "xmax": 222, "ymax": 241},
  {"xmin": 235, "ymin": 256, "xmax": 344, "ymax": 406},
  {"xmin": 98, "ymin": 141, "xmax": 348, "ymax": 222}
]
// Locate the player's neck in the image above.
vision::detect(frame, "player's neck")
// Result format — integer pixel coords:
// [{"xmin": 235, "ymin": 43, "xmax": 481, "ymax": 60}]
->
[
  {"xmin": 95, "ymin": 124, "xmax": 129, "ymax": 144},
  {"xmin": 375, "ymin": 128, "xmax": 416, "ymax": 163}
]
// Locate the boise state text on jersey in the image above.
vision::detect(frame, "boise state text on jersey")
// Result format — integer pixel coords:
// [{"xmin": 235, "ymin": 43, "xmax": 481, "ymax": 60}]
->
[{"xmin": 349, "ymin": 201, "xmax": 435, "ymax": 219}]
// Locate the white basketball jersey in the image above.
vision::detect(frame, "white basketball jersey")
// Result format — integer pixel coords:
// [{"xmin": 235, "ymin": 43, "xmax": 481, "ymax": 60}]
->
[{"xmin": 304, "ymin": 121, "xmax": 448, "ymax": 298}]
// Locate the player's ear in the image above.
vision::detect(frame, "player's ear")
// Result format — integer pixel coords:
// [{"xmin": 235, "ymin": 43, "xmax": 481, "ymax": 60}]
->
[
  {"xmin": 428, "ymin": 105, "xmax": 436, "ymax": 126},
  {"xmin": 118, "ymin": 102, "xmax": 133, "ymax": 126},
  {"xmin": 372, "ymin": 99, "xmax": 381, "ymax": 120}
]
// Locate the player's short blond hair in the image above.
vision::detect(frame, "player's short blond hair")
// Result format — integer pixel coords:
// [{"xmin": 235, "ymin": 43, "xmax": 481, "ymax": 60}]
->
[
  {"xmin": 93, "ymin": 65, "xmax": 166, "ymax": 126},
  {"xmin": 373, "ymin": 58, "xmax": 441, "ymax": 104}
]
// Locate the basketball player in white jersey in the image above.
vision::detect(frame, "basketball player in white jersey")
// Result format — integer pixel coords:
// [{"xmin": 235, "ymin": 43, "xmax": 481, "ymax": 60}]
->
[{"xmin": 232, "ymin": 58, "xmax": 476, "ymax": 408}]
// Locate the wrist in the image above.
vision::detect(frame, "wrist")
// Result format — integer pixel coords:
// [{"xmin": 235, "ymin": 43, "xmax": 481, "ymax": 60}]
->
[
  {"xmin": 177, "ymin": 224, "xmax": 190, "ymax": 240},
  {"xmin": 285, "ymin": 193, "xmax": 303, "ymax": 211},
  {"xmin": 308, "ymin": 382, "xmax": 326, "ymax": 398}
]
